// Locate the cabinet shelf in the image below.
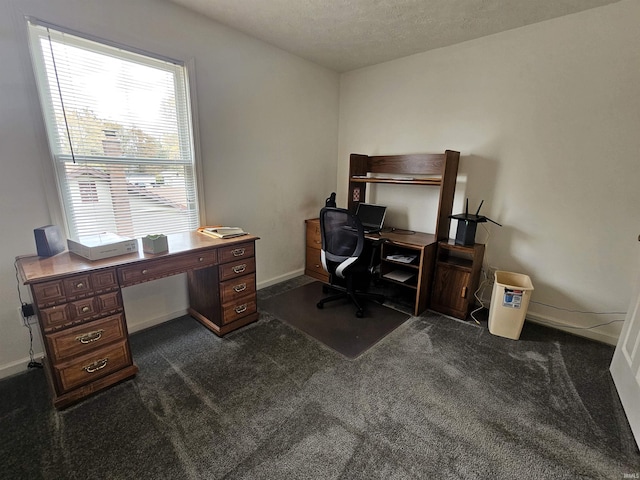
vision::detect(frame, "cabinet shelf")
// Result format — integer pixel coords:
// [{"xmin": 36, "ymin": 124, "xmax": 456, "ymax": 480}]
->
[
  {"xmin": 436, "ymin": 256, "xmax": 473, "ymax": 270},
  {"xmin": 384, "ymin": 258, "xmax": 420, "ymax": 269},
  {"xmin": 382, "ymin": 276, "xmax": 418, "ymax": 289},
  {"xmin": 350, "ymin": 176, "xmax": 442, "ymax": 186}
]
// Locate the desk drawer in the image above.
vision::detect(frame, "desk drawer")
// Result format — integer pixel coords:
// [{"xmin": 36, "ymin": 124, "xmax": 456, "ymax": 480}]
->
[
  {"xmin": 222, "ymin": 297, "xmax": 257, "ymax": 325},
  {"xmin": 32, "ymin": 280, "xmax": 66, "ymax": 307},
  {"xmin": 54, "ymin": 340, "xmax": 132, "ymax": 393},
  {"xmin": 220, "ymin": 273, "xmax": 256, "ymax": 304},
  {"xmin": 306, "ymin": 220, "xmax": 322, "ymax": 248},
  {"xmin": 218, "ymin": 242, "xmax": 255, "ymax": 264},
  {"xmin": 32, "ymin": 269, "xmax": 119, "ymax": 308},
  {"xmin": 219, "ymin": 257, "xmax": 256, "ymax": 282},
  {"xmin": 118, "ymin": 251, "xmax": 216, "ymax": 285},
  {"xmin": 46, "ymin": 314, "xmax": 127, "ymax": 364},
  {"xmin": 305, "ymin": 247, "xmax": 327, "ymax": 277},
  {"xmin": 40, "ymin": 291, "xmax": 123, "ymax": 331}
]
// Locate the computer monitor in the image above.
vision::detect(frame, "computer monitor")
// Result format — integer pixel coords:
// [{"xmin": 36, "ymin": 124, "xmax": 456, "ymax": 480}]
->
[{"xmin": 355, "ymin": 203, "xmax": 387, "ymax": 233}]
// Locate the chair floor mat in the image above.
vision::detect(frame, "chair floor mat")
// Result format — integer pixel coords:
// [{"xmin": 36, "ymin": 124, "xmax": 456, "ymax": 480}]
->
[{"xmin": 259, "ymin": 281, "xmax": 410, "ymax": 358}]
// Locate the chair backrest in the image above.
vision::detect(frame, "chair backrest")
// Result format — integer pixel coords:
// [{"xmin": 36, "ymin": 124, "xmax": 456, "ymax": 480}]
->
[{"xmin": 319, "ymin": 207, "xmax": 365, "ymax": 278}]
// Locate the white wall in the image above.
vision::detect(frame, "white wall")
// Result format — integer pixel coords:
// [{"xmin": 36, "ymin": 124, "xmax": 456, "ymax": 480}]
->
[
  {"xmin": 0, "ymin": 0, "xmax": 339, "ymax": 377},
  {"xmin": 338, "ymin": 0, "xmax": 640, "ymax": 344}
]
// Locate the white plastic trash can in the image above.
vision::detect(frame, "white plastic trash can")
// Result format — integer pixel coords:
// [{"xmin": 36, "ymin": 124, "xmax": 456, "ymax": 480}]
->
[{"xmin": 488, "ymin": 271, "xmax": 534, "ymax": 340}]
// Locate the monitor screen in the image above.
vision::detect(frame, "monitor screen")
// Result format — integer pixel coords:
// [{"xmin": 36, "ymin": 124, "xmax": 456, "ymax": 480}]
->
[{"xmin": 355, "ymin": 203, "xmax": 387, "ymax": 229}]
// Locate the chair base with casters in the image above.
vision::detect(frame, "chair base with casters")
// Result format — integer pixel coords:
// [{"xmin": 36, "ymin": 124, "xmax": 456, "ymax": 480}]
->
[{"xmin": 316, "ymin": 278, "xmax": 385, "ymax": 318}]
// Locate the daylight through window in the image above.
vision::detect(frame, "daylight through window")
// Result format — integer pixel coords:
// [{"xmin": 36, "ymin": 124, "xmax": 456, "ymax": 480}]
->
[{"xmin": 28, "ymin": 20, "xmax": 200, "ymax": 240}]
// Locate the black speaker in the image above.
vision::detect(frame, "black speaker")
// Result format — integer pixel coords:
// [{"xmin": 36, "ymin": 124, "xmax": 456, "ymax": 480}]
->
[{"xmin": 34, "ymin": 225, "xmax": 66, "ymax": 257}]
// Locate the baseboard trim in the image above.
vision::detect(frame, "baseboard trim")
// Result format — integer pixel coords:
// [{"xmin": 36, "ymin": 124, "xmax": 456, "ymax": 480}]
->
[
  {"xmin": 258, "ymin": 269, "xmax": 305, "ymax": 290},
  {"xmin": 126, "ymin": 308, "xmax": 189, "ymax": 334},
  {"xmin": 0, "ymin": 354, "xmax": 45, "ymax": 380},
  {"xmin": 525, "ymin": 311, "xmax": 618, "ymax": 346},
  {"xmin": 477, "ymin": 293, "xmax": 620, "ymax": 346}
]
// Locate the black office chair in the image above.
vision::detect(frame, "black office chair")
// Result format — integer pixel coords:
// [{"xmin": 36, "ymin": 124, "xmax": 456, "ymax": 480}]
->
[{"xmin": 316, "ymin": 207, "xmax": 385, "ymax": 317}]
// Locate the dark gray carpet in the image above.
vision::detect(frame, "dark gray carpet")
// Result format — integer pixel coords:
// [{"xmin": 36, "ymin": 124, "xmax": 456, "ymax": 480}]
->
[
  {"xmin": 260, "ymin": 281, "xmax": 410, "ymax": 358},
  {"xmin": 1, "ymin": 276, "xmax": 639, "ymax": 479}
]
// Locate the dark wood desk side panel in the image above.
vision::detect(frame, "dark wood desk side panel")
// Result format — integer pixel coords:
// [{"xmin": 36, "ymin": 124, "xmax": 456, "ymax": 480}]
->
[
  {"xmin": 435, "ymin": 150, "xmax": 460, "ymax": 241},
  {"xmin": 348, "ymin": 153, "xmax": 370, "ymax": 212},
  {"xmin": 187, "ymin": 265, "xmax": 221, "ymax": 329},
  {"xmin": 417, "ymin": 243, "xmax": 437, "ymax": 315}
]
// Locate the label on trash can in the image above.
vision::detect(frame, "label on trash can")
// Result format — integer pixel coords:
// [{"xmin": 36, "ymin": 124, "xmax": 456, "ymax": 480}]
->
[{"xmin": 502, "ymin": 288, "xmax": 523, "ymax": 308}]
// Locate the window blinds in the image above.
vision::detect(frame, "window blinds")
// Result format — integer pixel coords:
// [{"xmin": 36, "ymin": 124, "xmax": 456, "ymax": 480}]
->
[{"xmin": 27, "ymin": 20, "xmax": 200, "ymax": 240}]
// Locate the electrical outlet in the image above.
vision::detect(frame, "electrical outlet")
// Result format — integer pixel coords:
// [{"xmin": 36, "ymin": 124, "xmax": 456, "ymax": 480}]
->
[
  {"xmin": 21, "ymin": 303, "xmax": 35, "ymax": 317},
  {"xmin": 17, "ymin": 306, "xmax": 37, "ymax": 326}
]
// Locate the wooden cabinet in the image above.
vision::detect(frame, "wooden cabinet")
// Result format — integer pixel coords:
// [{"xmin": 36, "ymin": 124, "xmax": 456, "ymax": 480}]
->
[
  {"xmin": 305, "ymin": 218, "xmax": 329, "ymax": 283},
  {"xmin": 16, "ymin": 231, "xmax": 260, "ymax": 409},
  {"xmin": 431, "ymin": 240, "xmax": 485, "ymax": 319}
]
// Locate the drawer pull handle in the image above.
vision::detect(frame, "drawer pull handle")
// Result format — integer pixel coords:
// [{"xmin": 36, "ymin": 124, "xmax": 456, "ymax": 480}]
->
[
  {"xmin": 81, "ymin": 305, "xmax": 91, "ymax": 313},
  {"xmin": 76, "ymin": 282, "xmax": 84, "ymax": 288},
  {"xmin": 199, "ymin": 257, "xmax": 204, "ymax": 262},
  {"xmin": 232, "ymin": 264, "xmax": 246, "ymax": 274},
  {"xmin": 76, "ymin": 329, "xmax": 104, "ymax": 344},
  {"xmin": 84, "ymin": 357, "xmax": 108, "ymax": 373},
  {"xmin": 142, "ymin": 269, "xmax": 148, "ymax": 275},
  {"xmin": 233, "ymin": 283, "xmax": 247, "ymax": 293},
  {"xmin": 234, "ymin": 304, "xmax": 247, "ymax": 314},
  {"xmin": 232, "ymin": 248, "xmax": 245, "ymax": 257}
]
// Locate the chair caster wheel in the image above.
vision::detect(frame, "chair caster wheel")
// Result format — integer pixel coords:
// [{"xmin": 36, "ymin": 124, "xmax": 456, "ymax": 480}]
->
[
  {"xmin": 356, "ymin": 310, "xmax": 363, "ymax": 318},
  {"xmin": 316, "ymin": 302, "xmax": 324, "ymax": 309}
]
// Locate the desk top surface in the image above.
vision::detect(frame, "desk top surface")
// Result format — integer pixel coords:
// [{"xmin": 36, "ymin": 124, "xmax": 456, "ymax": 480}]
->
[
  {"xmin": 367, "ymin": 229, "xmax": 436, "ymax": 248},
  {"xmin": 16, "ymin": 231, "xmax": 259, "ymax": 284}
]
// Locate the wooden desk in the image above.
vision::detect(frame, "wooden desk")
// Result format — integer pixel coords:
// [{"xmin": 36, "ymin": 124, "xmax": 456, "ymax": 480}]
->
[
  {"xmin": 15, "ymin": 231, "xmax": 259, "ymax": 409},
  {"xmin": 304, "ymin": 218, "xmax": 436, "ymax": 316}
]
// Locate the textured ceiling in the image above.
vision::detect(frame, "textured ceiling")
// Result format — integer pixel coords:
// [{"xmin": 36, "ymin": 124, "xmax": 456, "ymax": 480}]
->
[{"xmin": 169, "ymin": 0, "xmax": 620, "ymax": 72}]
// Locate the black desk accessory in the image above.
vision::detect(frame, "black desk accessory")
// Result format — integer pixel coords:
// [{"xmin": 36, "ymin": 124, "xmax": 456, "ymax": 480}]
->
[
  {"xmin": 34, "ymin": 225, "xmax": 66, "ymax": 257},
  {"xmin": 450, "ymin": 199, "xmax": 502, "ymax": 246},
  {"xmin": 325, "ymin": 192, "xmax": 337, "ymax": 208}
]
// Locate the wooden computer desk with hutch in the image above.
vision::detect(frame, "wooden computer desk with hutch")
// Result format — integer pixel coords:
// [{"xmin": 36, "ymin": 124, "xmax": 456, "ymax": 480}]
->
[
  {"xmin": 15, "ymin": 231, "xmax": 259, "ymax": 409},
  {"xmin": 306, "ymin": 150, "xmax": 485, "ymax": 318}
]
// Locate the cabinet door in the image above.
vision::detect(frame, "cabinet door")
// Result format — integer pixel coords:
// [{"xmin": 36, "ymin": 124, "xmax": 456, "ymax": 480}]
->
[{"xmin": 431, "ymin": 264, "xmax": 470, "ymax": 315}]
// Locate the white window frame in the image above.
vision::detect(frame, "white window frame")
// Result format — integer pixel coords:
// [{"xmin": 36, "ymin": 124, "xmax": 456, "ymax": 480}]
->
[{"xmin": 26, "ymin": 17, "xmax": 205, "ymax": 240}]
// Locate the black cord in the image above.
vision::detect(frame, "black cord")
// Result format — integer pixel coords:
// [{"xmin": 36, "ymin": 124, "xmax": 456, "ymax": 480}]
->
[
  {"xmin": 383, "ymin": 227, "xmax": 416, "ymax": 235},
  {"xmin": 14, "ymin": 260, "xmax": 42, "ymax": 369},
  {"xmin": 529, "ymin": 300, "xmax": 626, "ymax": 316}
]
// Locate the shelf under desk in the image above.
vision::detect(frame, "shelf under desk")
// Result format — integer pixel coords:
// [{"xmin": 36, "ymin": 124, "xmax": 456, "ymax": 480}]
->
[{"xmin": 371, "ymin": 229, "xmax": 437, "ymax": 316}]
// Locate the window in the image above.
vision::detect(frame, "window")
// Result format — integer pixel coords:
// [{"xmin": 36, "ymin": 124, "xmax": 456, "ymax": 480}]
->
[
  {"xmin": 27, "ymin": 20, "xmax": 201, "ymax": 240},
  {"xmin": 78, "ymin": 180, "xmax": 98, "ymax": 203}
]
